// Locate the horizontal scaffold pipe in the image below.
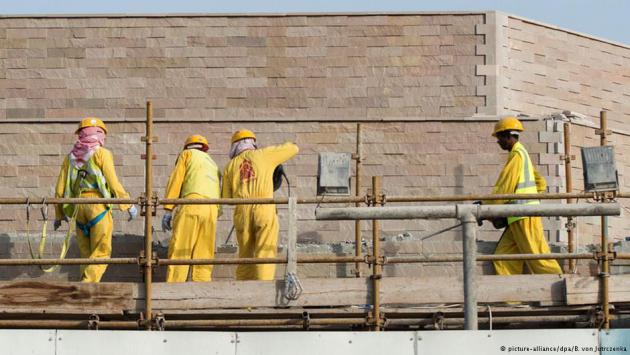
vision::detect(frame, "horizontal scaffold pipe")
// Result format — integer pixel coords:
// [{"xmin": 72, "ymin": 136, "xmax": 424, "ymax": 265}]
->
[
  {"xmin": 158, "ymin": 256, "xmax": 364, "ymax": 265},
  {"xmin": 0, "ymin": 320, "xmax": 139, "ymax": 330},
  {"xmin": 0, "ymin": 197, "xmax": 138, "ymax": 205},
  {"xmin": 163, "ymin": 318, "xmax": 363, "ymax": 328},
  {"xmin": 0, "ymin": 192, "xmax": 628, "ymax": 206},
  {"xmin": 384, "ymin": 253, "xmax": 595, "ymax": 263},
  {"xmin": 0, "ymin": 258, "xmax": 138, "ymax": 266},
  {"xmin": 315, "ymin": 203, "xmax": 620, "ymax": 220}
]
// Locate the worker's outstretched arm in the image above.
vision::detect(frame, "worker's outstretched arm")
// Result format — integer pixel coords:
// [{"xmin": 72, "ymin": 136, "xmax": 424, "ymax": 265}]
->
[{"xmin": 261, "ymin": 142, "xmax": 299, "ymax": 167}]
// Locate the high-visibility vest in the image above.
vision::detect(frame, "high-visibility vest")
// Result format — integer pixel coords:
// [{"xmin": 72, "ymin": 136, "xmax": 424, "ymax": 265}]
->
[
  {"xmin": 62, "ymin": 148, "xmax": 111, "ymax": 218},
  {"xmin": 180, "ymin": 149, "xmax": 221, "ymax": 199},
  {"xmin": 507, "ymin": 142, "xmax": 540, "ymax": 225}
]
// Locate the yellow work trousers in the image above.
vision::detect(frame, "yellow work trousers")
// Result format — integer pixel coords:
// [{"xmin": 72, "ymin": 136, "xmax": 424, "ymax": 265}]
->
[
  {"xmin": 166, "ymin": 200, "xmax": 218, "ymax": 282},
  {"xmin": 234, "ymin": 204, "xmax": 279, "ymax": 280},
  {"xmin": 75, "ymin": 194, "xmax": 113, "ymax": 283},
  {"xmin": 493, "ymin": 217, "xmax": 563, "ymax": 275}
]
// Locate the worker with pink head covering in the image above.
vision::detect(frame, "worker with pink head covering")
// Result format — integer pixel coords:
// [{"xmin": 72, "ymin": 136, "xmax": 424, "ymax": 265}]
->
[{"xmin": 54, "ymin": 117, "xmax": 137, "ymax": 282}]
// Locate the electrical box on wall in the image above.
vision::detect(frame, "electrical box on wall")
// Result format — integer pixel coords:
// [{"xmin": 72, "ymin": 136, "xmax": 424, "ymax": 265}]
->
[
  {"xmin": 317, "ymin": 152, "xmax": 351, "ymax": 195},
  {"xmin": 581, "ymin": 146, "xmax": 618, "ymax": 192}
]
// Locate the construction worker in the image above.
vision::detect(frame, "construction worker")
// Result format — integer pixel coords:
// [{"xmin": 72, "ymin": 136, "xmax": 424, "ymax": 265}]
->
[
  {"xmin": 161, "ymin": 135, "xmax": 221, "ymax": 282},
  {"xmin": 222, "ymin": 130, "xmax": 299, "ymax": 280},
  {"xmin": 54, "ymin": 117, "xmax": 137, "ymax": 282},
  {"xmin": 485, "ymin": 116, "xmax": 562, "ymax": 275}
]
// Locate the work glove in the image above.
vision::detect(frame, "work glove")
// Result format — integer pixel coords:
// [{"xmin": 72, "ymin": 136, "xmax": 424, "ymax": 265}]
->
[
  {"xmin": 162, "ymin": 212, "xmax": 172, "ymax": 232},
  {"xmin": 53, "ymin": 216, "xmax": 69, "ymax": 231},
  {"xmin": 127, "ymin": 205, "xmax": 138, "ymax": 221}
]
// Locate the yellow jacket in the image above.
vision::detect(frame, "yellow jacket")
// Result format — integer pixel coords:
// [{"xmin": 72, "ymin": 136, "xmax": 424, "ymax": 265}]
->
[
  {"xmin": 164, "ymin": 149, "xmax": 221, "ymax": 211},
  {"xmin": 222, "ymin": 142, "xmax": 299, "ymax": 199},
  {"xmin": 55, "ymin": 147, "xmax": 131, "ymax": 220},
  {"xmin": 487, "ymin": 141, "xmax": 546, "ymax": 205}
]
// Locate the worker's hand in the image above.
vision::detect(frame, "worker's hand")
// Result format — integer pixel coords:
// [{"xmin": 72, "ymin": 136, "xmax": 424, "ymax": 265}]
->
[
  {"xmin": 162, "ymin": 212, "xmax": 172, "ymax": 232},
  {"xmin": 54, "ymin": 216, "xmax": 69, "ymax": 231},
  {"xmin": 127, "ymin": 205, "xmax": 138, "ymax": 221}
]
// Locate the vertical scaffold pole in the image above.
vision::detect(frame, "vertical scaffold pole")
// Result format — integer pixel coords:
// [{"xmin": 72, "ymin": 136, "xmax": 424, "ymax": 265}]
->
[
  {"xmin": 143, "ymin": 101, "xmax": 154, "ymax": 329},
  {"xmin": 371, "ymin": 176, "xmax": 382, "ymax": 331},
  {"xmin": 461, "ymin": 213, "xmax": 478, "ymax": 330},
  {"xmin": 598, "ymin": 110, "xmax": 611, "ymax": 330},
  {"xmin": 354, "ymin": 123, "xmax": 363, "ymax": 277},
  {"xmin": 563, "ymin": 122, "xmax": 576, "ymax": 272}
]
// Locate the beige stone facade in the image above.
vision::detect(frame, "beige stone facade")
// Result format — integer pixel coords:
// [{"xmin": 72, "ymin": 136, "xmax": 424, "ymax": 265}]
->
[{"xmin": 0, "ymin": 12, "xmax": 628, "ymax": 280}]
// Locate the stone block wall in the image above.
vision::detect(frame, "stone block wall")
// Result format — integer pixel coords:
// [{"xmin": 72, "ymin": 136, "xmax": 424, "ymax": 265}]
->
[{"xmin": 0, "ymin": 13, "xmax": 488, "ymax": 121}]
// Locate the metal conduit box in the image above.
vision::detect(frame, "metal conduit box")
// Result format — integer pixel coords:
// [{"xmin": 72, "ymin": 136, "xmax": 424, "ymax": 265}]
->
[
  {"xmin": 581, "ymin": 145, "xmax": 618, "ymax": 192},
  {"xmin": 317, "ymin": 152, "xmax": 351, "ymax": 195}
]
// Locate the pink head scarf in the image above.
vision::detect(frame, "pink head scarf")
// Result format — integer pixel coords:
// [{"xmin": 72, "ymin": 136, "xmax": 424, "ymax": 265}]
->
[
  {"xmin": 69, "ymin": 126, "xmax": 106, "ymax": 168},
  {"xmin": 229, "ymin": 138, "xmax": 257, "ymax": 159}
]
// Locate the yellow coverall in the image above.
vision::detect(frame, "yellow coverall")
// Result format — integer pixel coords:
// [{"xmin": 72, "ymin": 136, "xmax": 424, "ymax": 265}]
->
[
  {"xmin": 55, "ymin": 148, "xmax": 131, "ymax": 282},
  {"xmin": 164, "ymin": 149, "xmax": 221, "ymax": 282},
  {"xmin": 487, "ymin": 142, "xmax": 562, "ymax": 275},
  {"xmin": 222, "ymin": 142, "xmax": 299, "ymax": 280}
]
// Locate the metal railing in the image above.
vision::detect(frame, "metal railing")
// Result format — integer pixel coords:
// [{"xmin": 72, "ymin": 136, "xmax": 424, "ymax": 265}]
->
[{"xmin": 0, "ymin": 104, "xmax": 625, "ymax": 331}]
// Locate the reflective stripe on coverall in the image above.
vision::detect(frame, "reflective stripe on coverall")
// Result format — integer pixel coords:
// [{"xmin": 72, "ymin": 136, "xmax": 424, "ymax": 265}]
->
[
  {"xmin": 487, "ymin": 142, "xmax": 562, "ymax": 275},
  {"xmin": 164, "ymin": 149, "xmax": 221, "ymax": 282},
  {"xmin": 222, "ymin": 142, "xmax": 299, "ymax": 280},
  {"xmin": 55, "ymin": 148, "xmax": 131, "ymax": 282}
]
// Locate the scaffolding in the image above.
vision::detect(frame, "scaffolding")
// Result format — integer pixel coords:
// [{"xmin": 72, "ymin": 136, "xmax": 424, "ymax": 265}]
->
[{"xmin": 0, "ymin": 104, "xmax": 627, "ymax": 331}]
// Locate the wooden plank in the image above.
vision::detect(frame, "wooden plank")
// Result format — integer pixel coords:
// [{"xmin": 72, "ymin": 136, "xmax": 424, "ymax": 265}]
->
[
  {"xmin": 0, "ymin": 274, "xmax": 626, "ymax": 316},
  {"xmin": 382, "ymin": 274, "xmax": 566, "ymax": 304},
  {"xmin": 565, "ymin": 274, "xmax": 630, "ymax": 305},
  {"xmin": 0, "ymin": 281, "xmax": 134, "ymax": 314},
  {"xmin": 144, "ymin": 275, "xmax": 569, "ymax": 311},
  {"xmin": 145, "ymin": 279, "xmax": 371, "ymax": 311}
]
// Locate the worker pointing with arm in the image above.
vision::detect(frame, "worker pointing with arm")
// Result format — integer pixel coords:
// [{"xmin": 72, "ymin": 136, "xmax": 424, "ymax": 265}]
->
[
  {"xmin": 54, "ymin": 117, "xmax": 137, "ymax": 282},
  {"xmin": 485, "ymin": 117, "xmax": 562, "ymax": 275},
  {"xmin": 162, "ymin": 135, "xmax": 221, "ymax": 282},
  {"xmin": 222, "ymin": 130, "xmax": 299, "ymax": 280}
]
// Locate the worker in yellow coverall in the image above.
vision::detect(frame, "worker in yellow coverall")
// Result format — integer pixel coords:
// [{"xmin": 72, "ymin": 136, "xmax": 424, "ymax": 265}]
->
[
  {"xmin": 162, "ymin": 135, "xmax": 221, "ymax": 282},
  {"xmin": 54, "ymin": 117, "xmax": 137, "ymax": 282},
  {"xmin": 485, "ymin": 117, "xmax": 562, "ymax": 275},
  {"xmin": 222, "ymin": 129, "xmax": 299, "ymax": 280}
]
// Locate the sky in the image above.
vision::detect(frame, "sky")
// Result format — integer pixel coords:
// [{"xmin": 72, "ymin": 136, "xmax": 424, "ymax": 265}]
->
[{"xmin": 2, "ymin": 0, "xmax": 629, "ymax": 45}]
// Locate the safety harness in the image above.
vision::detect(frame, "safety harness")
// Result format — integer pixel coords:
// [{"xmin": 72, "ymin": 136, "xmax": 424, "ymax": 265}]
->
[
  {"xmin": 64, "ymin": 152, "xmax": 113, "ymax": 238},
  {"xmin": 26, "ymin": 152, "xmax": 112, "ymax": 272},
  {"xmin": 76, "ymin": 207, "xmax": 110, "ymax": 238}
]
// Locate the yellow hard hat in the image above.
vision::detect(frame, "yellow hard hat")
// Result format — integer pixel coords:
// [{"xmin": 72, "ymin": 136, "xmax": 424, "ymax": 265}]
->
[
  {"xmin": 184, "ymin": 134, "xmax": 209, "ymax": 148},
  {"xmin": 492, "ymin": 116, "xmax": 524, "ymax": 137},
  {"xmin": 231, "ymin": 129, "xmax": 256, "ymax": 144},
  {"xmin": 76, "ymin": 117, "xmax": 107, "ymax": 134}
]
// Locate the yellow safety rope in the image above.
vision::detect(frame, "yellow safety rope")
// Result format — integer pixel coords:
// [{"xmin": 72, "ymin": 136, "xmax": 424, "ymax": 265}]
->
[{"xmin": 25, "ymin": 198, "xmax": 76, "ymax": 273}]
